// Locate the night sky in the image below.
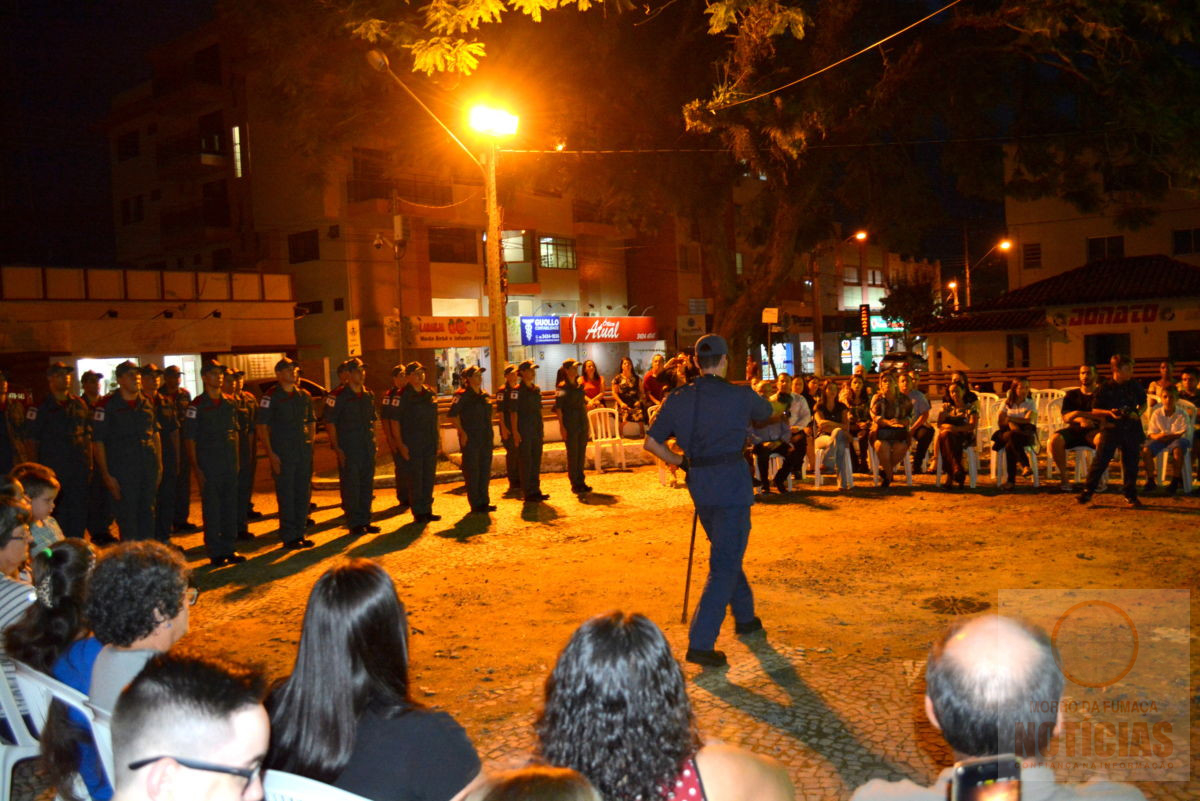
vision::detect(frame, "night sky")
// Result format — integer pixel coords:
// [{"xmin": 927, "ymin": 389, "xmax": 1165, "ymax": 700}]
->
[{"xmin": 2, "ymin": 0, "xmax": 215, "ymax": 266}]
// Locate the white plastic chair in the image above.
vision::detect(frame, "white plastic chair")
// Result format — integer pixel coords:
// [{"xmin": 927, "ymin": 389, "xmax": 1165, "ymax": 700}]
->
[
  {"xmin": 866, "ymin": 445, "xmax": 913, "ymax": 486},
  {"xmin": 264, "ymin": 769, "xmax": 373, "ymax": 801},
  {"xmin": 991, "ymin": 445, "xmax": 1041, "ymax": 487},
  {"xmin": 813, "ymin": 437, "xmax": 853, "ymax": 489},
  {"xmin": 0, "ymin": 659, "xmax": 39, "ymax": 801},
  {"xmin": 1051, "ymin": 445, "xmax": 1099, "ymax": 488},
  {"xmin": 1036, "ymin": 397, "xmax": 1063, "ymax": 453},
  {"xmin": 13, "ymin": 660, "xmax": 101, "ymax": 800},
  {"xmin": 586, "ymin": 407, "xmax": 626, "ymax": 472},
  {"xmin": 765, "ymin": 453, "xmax": 795, "ymax": 491},
  {"xmin": 932, "ymin": 431, "xmax": 979, "ymax": 489}
]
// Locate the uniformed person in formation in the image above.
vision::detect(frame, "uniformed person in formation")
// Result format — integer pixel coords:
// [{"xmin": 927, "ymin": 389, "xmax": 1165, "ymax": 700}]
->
[
  {"xmin": 496, "ymin": 364, "xmax": 522, "ymax": 498},
  {"xmin": 326, "ymin": 358, "xmax": 380, "ymax": 535},
  {"xmin": 80, "ymin": 369, "xmax": 115, "ymax": 544},
  {"xmin": 183, "ymin": 360, "xmax": 245, "ymax": 566},
  {"xmin": 643, "ymin": 335, "xmax": 773, "ymax": 667},
  {"xmin": 509, "ymin": 359, "xmax": 548, "ymax": 503},
  {"xmin": 92, "ymin": 360, "xmax": 162, "ymax": 542},
  {"xmin": 397, "ymin": 361, "xmax": 441, "ymax": 523},
  {"xmin": 554, "ymin": 358, "xmax": 592, "ymax": 496},
  {"xmin": 24, "ymin": 362, "xmax": 91, "ymax": 538},
  {"xmin": 225, "ymin": 369, "xmax": 258, "ymax": 539},
  {"xmin": 448, "ymin": 365, "xmax": 496, "ymax": 514},
  {"xmin": 0, "ymin": 369, "xmax": 28, "ymax": 474},
  {"xmin": 139, "ymin": 364, "xmax": 180, "ymax": 547},
  {"xmin": 160, "ymin": 365, "xmax": 199, "ymax": 533},
  {"xmin": 381, "ymin": 365, "xmax": 411, "ymax": 512},
  {"xmin": 257, "ymin": 357, "xmax": 316, "ymax": 550}
]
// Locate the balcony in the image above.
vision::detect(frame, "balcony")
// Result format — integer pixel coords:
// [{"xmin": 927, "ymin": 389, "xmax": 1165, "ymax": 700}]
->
[
  {"xmin": 160, "ymin": 198, "xmax": 232, "ymax": 247},
  {"xmin": 345, "ymin": 176, "xmax": 455, "ymax": 214}
]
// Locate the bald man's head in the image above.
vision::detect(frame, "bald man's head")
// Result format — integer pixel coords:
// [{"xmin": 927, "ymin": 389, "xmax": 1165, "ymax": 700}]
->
[{"xmin": 926, "ymin": 615, "xmax": 1062, "ymax": 759}]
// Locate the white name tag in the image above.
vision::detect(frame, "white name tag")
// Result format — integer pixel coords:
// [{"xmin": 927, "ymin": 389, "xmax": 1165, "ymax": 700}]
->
[
  {"xmin": 186, "ymin": 407, "xmax": 198, "ymax": 419},
  {"xmin": 260, "ymin": 397, "xmax": 270, "ymax": 408},
  {"xmin": 93, "ymin": 410, "xmax": 105, "ymax": 421}
]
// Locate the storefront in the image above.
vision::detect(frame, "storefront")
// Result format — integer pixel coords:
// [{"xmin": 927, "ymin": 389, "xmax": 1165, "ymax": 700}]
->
[
  {"xmin": 403, "ymin": 316, "xmax": 493, "ymax": 394},
  {"xmin": 513, "ymin": 314, "xmax": 660, "ymax": 379}
]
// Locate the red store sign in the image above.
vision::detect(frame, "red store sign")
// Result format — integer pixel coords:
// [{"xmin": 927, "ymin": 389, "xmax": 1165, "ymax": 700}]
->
[
  {"xmin": 560, "ymin": 315, "xmax": 659, "ymax": 343},
  {"xmin": 1064, "ymin": 304, "xmax": 1161, "ymax": 327}
]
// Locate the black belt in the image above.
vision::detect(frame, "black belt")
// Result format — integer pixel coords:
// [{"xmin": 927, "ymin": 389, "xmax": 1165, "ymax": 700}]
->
[{"xmin": 688, "ymin": 450, "xmax": 745, "ymax": 468}]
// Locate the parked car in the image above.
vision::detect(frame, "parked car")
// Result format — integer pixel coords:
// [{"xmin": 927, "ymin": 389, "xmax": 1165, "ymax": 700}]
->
[{"xmin": 877, "ymin": 351, "xmax": 928, "ymax": 373}]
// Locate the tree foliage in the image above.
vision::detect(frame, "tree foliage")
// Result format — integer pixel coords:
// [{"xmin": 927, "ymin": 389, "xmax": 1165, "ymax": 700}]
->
[{"xmin": 880, "ymin": 279, "xmax": 941, "ymax": 350}]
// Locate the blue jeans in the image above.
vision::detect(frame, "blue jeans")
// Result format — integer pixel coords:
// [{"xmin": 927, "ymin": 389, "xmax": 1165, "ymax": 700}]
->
[{"xmin": 688, "ymin": 505, "xmax": 755, "ymax": 650}]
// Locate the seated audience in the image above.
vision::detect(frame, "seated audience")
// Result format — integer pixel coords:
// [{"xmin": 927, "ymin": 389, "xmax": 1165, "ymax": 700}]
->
[
  {"xmin": 111, "ymin": 653, "xmax": 269, "ymax": 801},
  {"xmin": 774, "ymin": 373, "xmax": 792, "ymax": 405},
  {"xmin": 1146, "ymin": 359, "xmax": 1176, "ymax": 406},
  {"xmin": 580, "ymin": 360, "xmax": 606, "ymax": 411},
  {"xmin": 748, "ymin": 381, "xmax": 793, "ymax": 494},
  {"xmin": 869, "ymin": 371, "xmax": 912, "ymax": 488},
  {"xmin": 899, "ymin": 372, "xmax": 933, "ymax": 471},
  {"xmin": 642, "ymin": 354, "xmax": 669, "ymax": 414},
  {"xmin": 940, "ymin": 369, "xmax": 978, "ymax": 410},
  {"xmin": 801, "ymin": 376, "xmax": 822, "ymax": 415},
  {"xmin": 1141, "ymin": 385, "xmax": 1191, "ymax": 495},
  {"xmin": 1178, "ymin": 365, "xmax": 1199, "ymax": 409},
  {"xmin": 11, "ymin": 462, "xmax": 65, "ymax": 551},
  {"xmin": 813, "ymin": 381, "xmax": 852, "ymax": 490},
  {"xmin": 850, "ymin": 615, "xmax": 1145, "ymax": 801},
  {"xmin": 536, "ymin": 612, "xmax": 793, "ymax": 801},
  {"xmin": 473, "ymin": 767, "xmax": 600, "ymax": 801},
  {"xmin": 0, "ymin": 498, "xmax": 35, "ymax": 739},
  {"xmin": 935, "ymin": 383, "xmax": 977, "ymax": 489},
  {"xmin": 786, "ymin": 376, "xmax": 812, "ymax": 477},
  {"xmin": 841, "ymin": 375, "xmax": 872, "ymax": 473},
  {"xmin": 1049, "ymin": 365, "xmax": 1102, "ymax": 491},
  {"xmin": 611, "ymin": 358, "xmax": 646, "ymax": 437},
  {"xmin": 992, "ymin": 377, "xmax": 1037, "ymax": 489},
  {"xmin": 266, "ymin": 558, "xmax": 482, "ymax": 801}
]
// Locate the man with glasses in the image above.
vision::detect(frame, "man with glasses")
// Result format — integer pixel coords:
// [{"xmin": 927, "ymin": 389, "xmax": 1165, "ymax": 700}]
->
[{"xmin": 113, "ymin": 653, "xmax": 269, "ymax": 801}]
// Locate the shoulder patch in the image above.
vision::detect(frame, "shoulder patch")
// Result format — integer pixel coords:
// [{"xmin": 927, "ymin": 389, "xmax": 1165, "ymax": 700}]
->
[
  {"xmin": 259, "ymin": 397, "xmax": 270, "ymax": 408},
  {"xmin": 26, "ymin": 408, "xmax": 36, "ymax": 420},
  {"xmin": 93, "ymin": 409, "xmax": 105, "ymax": 421},
  {"xmin": 508, "ymin": 390, "xmax": 519, "ymax": 400},
  {"xmin": 325, "ymin": 395, "xmax": 336, "ymax": 407},
  {"xmin": 185, "ymin": 406, "xmax": 198, "ymax": 419}
]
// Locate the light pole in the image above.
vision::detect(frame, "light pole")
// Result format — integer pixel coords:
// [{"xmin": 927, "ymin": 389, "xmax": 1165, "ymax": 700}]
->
[
  {"xmin": 947, "ymin": 280, "xmax": 960, "ymax": 313},
  {"xmin": 468, "ymin": 104, "xmax": 519, "ymax": 391},
  {"xmin": 964, "ymin": 238, "xmax": 1011, "ymax": 309}
]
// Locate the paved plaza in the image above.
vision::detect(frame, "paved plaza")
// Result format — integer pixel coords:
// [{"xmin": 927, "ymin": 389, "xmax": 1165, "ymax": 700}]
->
[{"xmin": 15, "ymin": 463, "xmax": 1200, "ymax": 800}]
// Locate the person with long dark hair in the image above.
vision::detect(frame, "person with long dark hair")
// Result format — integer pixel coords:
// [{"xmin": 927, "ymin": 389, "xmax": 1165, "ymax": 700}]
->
[
  {"xmin": 611, "ymin": 357, "xmax": 645, "ymax": 437},
  {"xmin": 266, "ymin": 559, "xmax": 482, "ymax": 801},
  {"xmin": 992, "ymin": 377, "xmax": 1037, "ymax": 490},
  {"xmin": 536, "ymin": 612, "xmax": 793, "ymax": 801},
  {"xmin": 5, "ymin": 539, "xmax": 99, "ymax": 801},
  {"xmin": 580, "ymin": 360, "xmax": 606, "ymax": 411}
]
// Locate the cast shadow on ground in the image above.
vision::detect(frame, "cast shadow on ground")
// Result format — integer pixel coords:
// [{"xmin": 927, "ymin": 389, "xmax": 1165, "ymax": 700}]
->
[
  {"xmin": 436, "ymin": 513, "xmax": 491, "ymax": 541},
  {"xmin": 690, "ymin": 635, "xmax": 918, "ymax": 790},
  {"xmin": 576, "ymin": 492, "xmax": 618, "ymax": 506},
  {"xmin": 346, "ymin": 521, "xmax": 428, "ymax": 559},
  {"xmin": 751, "ymin": 491, "xmax": 835, "ymax": 511},
  {"xmin": 198, "ymin": 528, "xmax": 368, "ymax": 597},
  {"xmin": 521, "ymin": 502, "xmax": 561, "ymax": 523}
]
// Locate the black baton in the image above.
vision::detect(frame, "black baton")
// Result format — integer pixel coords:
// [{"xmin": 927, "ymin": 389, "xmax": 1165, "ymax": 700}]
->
[{"xmin": 681, "ymin": 509, "xmax": 698, "ymax": 624}]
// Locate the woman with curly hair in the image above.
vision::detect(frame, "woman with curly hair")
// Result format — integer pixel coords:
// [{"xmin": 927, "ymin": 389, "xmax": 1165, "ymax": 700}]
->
[
  {"xmin": 5, "ymin": 539, "xmax": 97, "ymax": 800},
  {"xmin": 536, "ymin": 612, "xmax": 793, "ymax": 801},
  {"xmin": 266, "ymin": 558, "xmax": 482, "ymax": 801}
]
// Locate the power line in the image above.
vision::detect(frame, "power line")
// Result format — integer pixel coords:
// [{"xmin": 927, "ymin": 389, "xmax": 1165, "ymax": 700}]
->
[{"xmin": 713, "ymin": 0, "xmax": 966, "ymax": 110}]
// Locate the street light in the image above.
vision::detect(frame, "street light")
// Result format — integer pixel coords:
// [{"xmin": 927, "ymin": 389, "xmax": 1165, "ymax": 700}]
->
[
  {"xmin": 467, "ymin": 102, "xmax": 520, "ymax": 391},
  {"xmin": 947, "ymin": 280, "xmax": 960, "ymax": 312},
  {"xmin": 964, "ymin": 238, "xmax": 1012, "ymax": 309}
]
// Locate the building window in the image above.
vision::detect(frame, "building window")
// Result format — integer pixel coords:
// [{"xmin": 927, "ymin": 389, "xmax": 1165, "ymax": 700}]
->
[
  {"xmin": 201, "ymin": 180, "xmax": 231, "ymax": 227},
  {"xmin": 428, "ymin": 227, "xmax": 478, "ymax": 263},
  {"xmin": 287, "ymin": 229, "xmax": 320, "ymax": 264},
  {"xmin": 1086, "ymin": 235, "xmax": 1124, "ymax": 262},
  {"xmin": 1084, "ymin": 333, "xmax": 1132, "ymax": 366},
  {"xmin": 1022, "ymin": 242, "xmax": 1042, "ymax": 269},
  {"xmin": 231, "ymin": 125, "xmax": 245, "ymax": 178},
  {"xmin": 333, "ymin": 297, "xmax": 345, "ymax": 311},
  {"xmin": 116, "ymin": 131, "xmax": 140, "ymax": 161},
  {"xmin": 539, "ymin": 236, "xmax": 577, "ymax": 270},
  {"xmin": 297, "ymin": 300, "xmax": 324, "ymax": 315},
  {"xmin": 1172, "ymin": 228, "xmax": 1200, "ymax": 256},
  {"xmin": 843, "ymin": 266, "xmax": 859, "ymax": 284},
  {"xmin": 120, "ymin": 195, "xmax": 144, "ymax": 225},
  {"xmin": 735, "ymin": 252, "xmax": 744, "ymax": 276},
  {"xmin": 678, "ymin": 243, "xmax": 700, "ymax": 273},
  {"xmin": 1167, "ymin": 330, "xmax": 1200, "ymax": 362},
  {"xmin": 1005, "ymin": 333, "xmax": 1029, "ymax": 369},
  {"xmin": 501, "ymin": 230, "xmax": 534, "ymax": 283},
  {"xmin": 868, "ymin": 269, "xmax": 885, "ymax": 287}
]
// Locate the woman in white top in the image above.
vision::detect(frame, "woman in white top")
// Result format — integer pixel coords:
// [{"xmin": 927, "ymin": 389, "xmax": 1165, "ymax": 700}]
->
[{"xmin": 993, "ymin": 377, "xmax": 1038, "ymax": 489}]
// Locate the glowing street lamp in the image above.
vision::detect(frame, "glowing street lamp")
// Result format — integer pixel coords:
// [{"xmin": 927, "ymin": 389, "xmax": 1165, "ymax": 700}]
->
[
  {"xmin": 965, "ymin": 238, "xmax": 1013, "ymax": 309},
  {"xmin": 947, "ymin": 280, "xmax": 960, "ymax": 312},
  {"xmin": 854, "ymin": 230, "xmax": 868, "ymax": 242},
  {"xmin": 468, "ymin": 105, "xmax": 519, "ymax": 137}
]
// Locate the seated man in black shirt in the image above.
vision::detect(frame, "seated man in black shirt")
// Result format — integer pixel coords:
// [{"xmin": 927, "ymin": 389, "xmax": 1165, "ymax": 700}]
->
[
  {"xmin": 1049, "ymin": 364, "xmax": 1103, "ymax": 491},
  {"xmin": 1078, "ymin": 354, "xmax": 1147, "ymax": 507}
]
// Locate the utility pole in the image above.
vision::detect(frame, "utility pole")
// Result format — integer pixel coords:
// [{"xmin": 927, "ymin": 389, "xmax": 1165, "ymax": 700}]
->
[{"xmin": 482, "ymin": 144, "xmax": 508, "ymax": 393}]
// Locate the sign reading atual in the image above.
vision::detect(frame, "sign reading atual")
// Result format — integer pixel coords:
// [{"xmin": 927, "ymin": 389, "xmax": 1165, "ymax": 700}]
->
[
  {"xmin": 560, "ymin": 315, "xmax": 659, "ymax": 343},
  {"xmin": 403, "ymin": 316, "xmax": 492, "ymax": 347},
  {"xmin": 1060, "ymin": 303, "xmax": 1172, "ymax": 327}
]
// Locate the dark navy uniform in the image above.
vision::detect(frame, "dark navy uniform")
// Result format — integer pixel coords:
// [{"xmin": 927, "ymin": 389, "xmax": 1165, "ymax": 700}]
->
[
  {"xmin": 93, "ymin": 392, "xmax": 161, "ymax": 542},
  {"xmin": 511, "ymin": 380, "xmax": 545, "ymax": 501},
  {"xmin": 398, "ymin": 383, "xmax": 440, "ymax": 519},
  {"xmin": 151, "ymin": 391, "xmax": 181, "ymax": 544},
  {"xmin": 183, "ymin": 391, "xmax": 240, "ymax": 559},
  {"xmin": 555, "ymin": 373, "xmax": 590, "ymax": 493},
  {"xmin": 0, "ymin": 395, "xmax": 25, "ymax": 475},
  {"xmin": 381, "ymin": 383, "xmax": 411, "ymax": 509},
  {"xmin": 648, "ymin": 339, "xmax": 772, "ymax": 657},
  {"xmin": 82, "ymin": 391, "xmax": 114, "ymax": 541},
  {"xmin": 498, "ymin": 375, "xmax": 521, "ymax": 495},
  {"xmin": 326, "ymin": 384, "xmax": 376, "ymax": 528},
  {"xmin": 1083, "ymin": 376, "xmax": 1147, "ymax": 500},
  {"xmin": 160, "ymin": 384, "xmax": 195, "ymax": 529},
  {"xmin": 232, "ymin": 387, "xmax": 258, "ymax": 534},
  {"xmin": 25, "ymin": 393, "xmax": 92, "ymax": 538},
  {"xmin": 449, "ymin": 382, "xmax": 494, "ymax": 511},
  {"xmin": 258, "ymin": 384, "xmax": 315, "ymax": 544}
]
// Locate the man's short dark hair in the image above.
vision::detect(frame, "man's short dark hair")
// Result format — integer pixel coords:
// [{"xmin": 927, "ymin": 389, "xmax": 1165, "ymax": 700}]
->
[
  {"xmin": 113, "ymin": 653, "xmax": 266, "ymax": 791},
  {"xmin": 926, "ymin": 616, "xmax": 1063, "ymax": 759},
  {"xmin": 1181, "ymin": 366, "xmax": 1199, "ymax": 380},
  {"xmin": 1110, "ymin": 354, "xmax": 1134, "ymax": 369},
  {"xmin": 696, "ymin": 353, "xmax": 723, "ymax": 370}
]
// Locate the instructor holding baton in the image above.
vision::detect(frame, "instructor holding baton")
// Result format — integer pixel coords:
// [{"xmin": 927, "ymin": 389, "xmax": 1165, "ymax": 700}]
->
[{"xmin": 643, "ymin": 334, "xmax": 773, "ymax": 667}]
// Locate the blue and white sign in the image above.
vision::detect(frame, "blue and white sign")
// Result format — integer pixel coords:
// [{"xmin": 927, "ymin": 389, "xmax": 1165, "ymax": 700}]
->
[{"xmin": 519, "ymin": 316, "xmax": 561, "ymax": 345}]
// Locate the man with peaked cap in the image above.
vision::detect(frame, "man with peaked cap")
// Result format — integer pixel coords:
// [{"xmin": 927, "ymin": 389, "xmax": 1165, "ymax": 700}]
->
[
  {"xmin": 496, "ymin": 364, "xmax": 522, "ymax": 498},
  {"xmin": 183, "ymin": 360, "xmax": 245, "ymax": 566},
  {"xmin": 508, "ymin": 359, "xmax": 548, "ymax": 503},
  {"xmin": 554, "ymin": 358, "xmax": 591, "ymax": 495},
  {"xmin": 325, "ymin": 359, "xmax": 379, "ymax": 535},
  {"xmin": 24, "ymin": 361, "xmax": 91, "ymax": 538},
  {"xmin": 93, "ymin": 360, "xmax": 162, "ymax": 542},
  {"xmin": 223, "ymin": 368, "xmax": 258, "ymax": 539},
  {"xmin": 448, "ymin": 365, "xmax": 495, "ymax": 513},
  {"xmin": 79, "ymin": 369, "xmax": 115, "ymax": 544},
  {"xmin": 380, "ymin": 364, "xmax": 412, "ymax": 513},
  {"xmin": 0, "ymin": 369, "xmax": 28, "ymax": 475},
  {"xmin": 159, "ymin": 365, "xmax": 199, "ymax": 533},
  {"xmin": 139, "ymin": 363, "xmax": 181, "ymax": 548},
  {"xmin": 257, "ymin": 357, "xmax": 316, "ymax": 550},
  {"xmin": 397, "ymin": 361, "xmax": 441, "ymax": 523},
  {"xmin": 644, "ymin": 334, "xmax": 773, "ymax": 667}
]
